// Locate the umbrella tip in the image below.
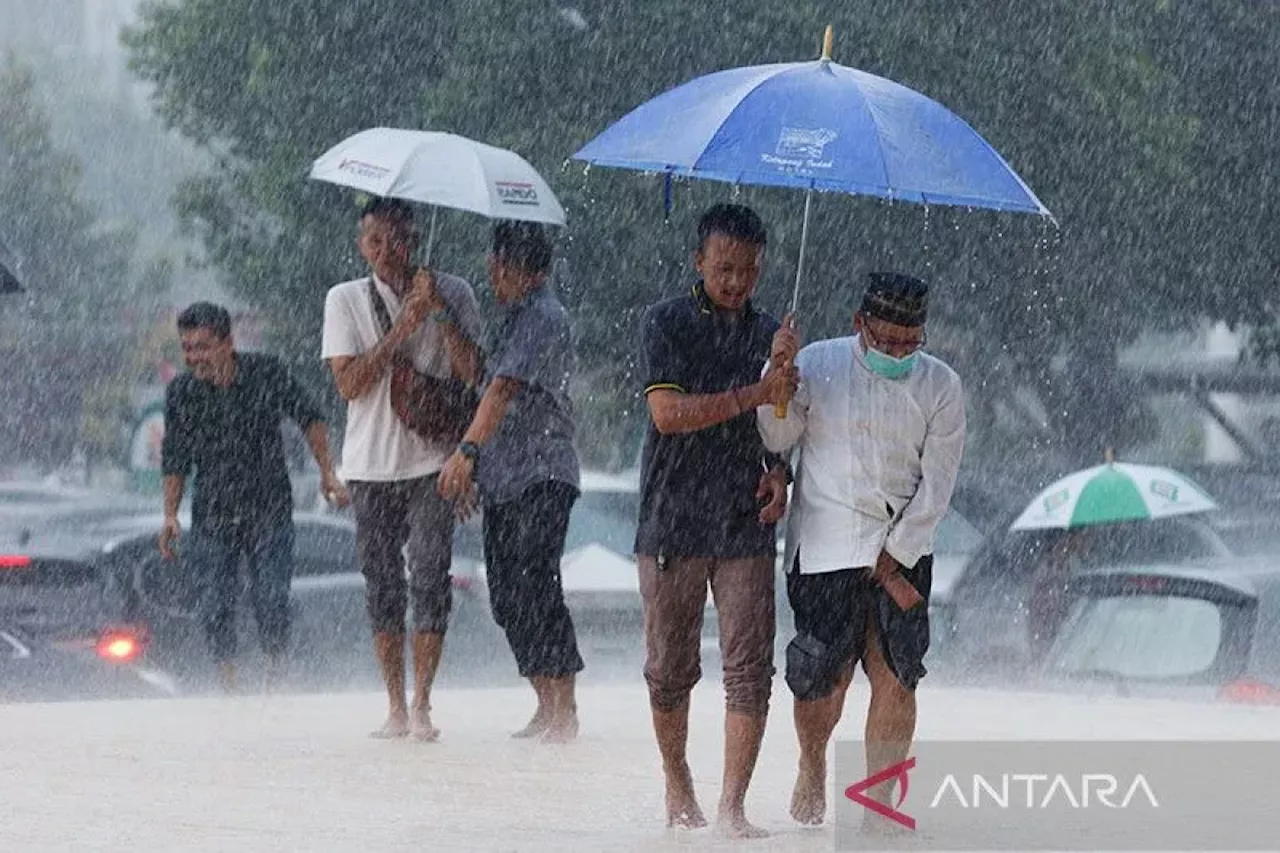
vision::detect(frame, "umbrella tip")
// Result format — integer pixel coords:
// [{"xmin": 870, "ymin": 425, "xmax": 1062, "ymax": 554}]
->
[
  {"xmin": 821, "ymin": 24, "xmax": 834, "ymax": 61},
  {"xmin": 1104, "ymin": 446, "xmax": 1116, "ymax": 464}
]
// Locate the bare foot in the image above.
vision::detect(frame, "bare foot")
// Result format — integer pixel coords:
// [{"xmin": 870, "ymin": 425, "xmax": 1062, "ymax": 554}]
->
[
  {"xmin": 409, "ymin": 705, "xmax": 440, "ymax": 742},
  {"xmin": 540, "ymin": 710, "xmax": 579, "ymax": 744},
  {"xmin": 716, "ymin": 810, "xmax": 769, "ymax": 840},
  {"xmin": 664, "ymin": 763, "xmax": 708, "ymax": 830},
  {"xmin": 790, "ymin": 757, "xmax": 826, "ymax": 825},
  {"xmin": 511, "ymin": 706, "xmax": 551, "ymax": 739},
  {"xmin": 370, "ymin": 711, "xmax": 409, "ymax": 739}
]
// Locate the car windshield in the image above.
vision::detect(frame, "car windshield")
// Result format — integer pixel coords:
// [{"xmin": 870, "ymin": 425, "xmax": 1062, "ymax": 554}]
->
[
  {"xmin": 935, "ymin": 510, "xmax": 984, "ymax": 555},
  {"xmin": 1046, "ymin": 593, "xmax": 1225, "ymax": 680}
]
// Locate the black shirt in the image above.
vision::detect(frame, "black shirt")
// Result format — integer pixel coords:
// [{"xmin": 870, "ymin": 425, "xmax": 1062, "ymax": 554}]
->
[
  {"xmin": 162, "ymin": 352, "xmax": 324, "ymax": 531},
  {"xmin": 635, "ymin": 283, "xmax": 782, "ymax": 559}
]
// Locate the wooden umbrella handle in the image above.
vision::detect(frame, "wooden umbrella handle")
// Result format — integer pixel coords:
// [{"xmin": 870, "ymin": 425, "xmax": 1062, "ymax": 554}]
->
[{"xmin": 882, "ymin": 572, "xmax": 926, "ymax": 611}]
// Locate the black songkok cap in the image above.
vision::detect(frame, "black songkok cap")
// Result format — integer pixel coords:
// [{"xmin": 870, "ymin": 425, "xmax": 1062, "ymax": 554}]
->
[{"xmin": 860, "ymin": 272, "xmax": 929, "ymax": 328}]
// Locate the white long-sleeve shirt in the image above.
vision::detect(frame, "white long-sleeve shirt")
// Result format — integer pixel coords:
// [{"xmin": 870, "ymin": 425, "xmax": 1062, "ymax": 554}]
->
[{"xmin": 758, "ymin": 335, "xmax": 966, "ymax": 575}]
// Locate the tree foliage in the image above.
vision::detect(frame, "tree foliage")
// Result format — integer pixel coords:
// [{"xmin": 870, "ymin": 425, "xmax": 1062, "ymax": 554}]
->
[
  {"xmin": 125, "ymin": 0, "xmax": 1280, "ymax": 478},
  {"xmin": 0, "ymin": 57, "xmax": 162, "ymax": 469}
]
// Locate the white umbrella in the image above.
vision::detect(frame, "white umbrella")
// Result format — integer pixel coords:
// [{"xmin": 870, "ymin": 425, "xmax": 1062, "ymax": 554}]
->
[
  {"xmin": 310, "ymin": 128, "xmax": 567, "ymax": 260},
  {"xmin": 1010, "ymin": 462, "xmax": 1219, "ymax": 532}
]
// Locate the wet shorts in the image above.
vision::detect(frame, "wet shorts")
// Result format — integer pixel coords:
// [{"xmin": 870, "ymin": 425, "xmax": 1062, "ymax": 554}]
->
[{"xmin": 784, "ymin": 553, "xmax": 932, "ymax": 700}]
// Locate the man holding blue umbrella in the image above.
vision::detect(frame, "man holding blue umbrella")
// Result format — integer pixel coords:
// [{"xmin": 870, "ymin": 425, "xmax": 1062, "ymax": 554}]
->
[{"xmin": 635, "ymin": 203, "xmax": 797, "ymax": 838}]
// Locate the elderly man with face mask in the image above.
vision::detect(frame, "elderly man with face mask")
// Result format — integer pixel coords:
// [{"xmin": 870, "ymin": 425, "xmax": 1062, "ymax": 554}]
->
[{"xmin": 758, "ymin": 272, "xmax": 966, "ymax": 833}]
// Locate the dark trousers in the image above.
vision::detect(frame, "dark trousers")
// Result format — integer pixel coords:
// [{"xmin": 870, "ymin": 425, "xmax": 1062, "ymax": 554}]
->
[
  {"xmin": 482, "ymin": 480, "xmax": 584, "ymax": 679},
  {"xmin": 188, "ymin": 519, "xmax": 294, "ymax": 664},
  {"xmin": 349, "ymin": 475, "xmax": 455, "ymax": 635}
]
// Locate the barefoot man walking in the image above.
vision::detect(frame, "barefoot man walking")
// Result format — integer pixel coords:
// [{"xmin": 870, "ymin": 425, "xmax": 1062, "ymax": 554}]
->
[
  {"xmin": 758, "ymin": 272, "xmax": 965, "ymax": 832},
  {"xmin": 322, "ymin": 198, "xmax": 483, "ymax": 740},
  {"xmin": 635, "ymin": 203, "xmax": 797, "ymax": 838}
]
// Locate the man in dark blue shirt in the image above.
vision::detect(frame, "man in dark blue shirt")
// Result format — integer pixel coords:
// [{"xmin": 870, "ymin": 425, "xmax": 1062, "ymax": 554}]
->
[
  {"xmin": 438, "ymin": 221, "xmax": 583, "ymax": 743},
  {"xmin": 636, "ymin": 204, "xmax": 797, "ymax": 838},
  {"xmin": 160, "ymin": 302, "xmax": 346, "ymax": 691}
]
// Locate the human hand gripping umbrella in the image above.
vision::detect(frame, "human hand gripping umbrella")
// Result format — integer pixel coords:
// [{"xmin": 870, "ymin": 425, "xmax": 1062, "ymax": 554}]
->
[{"xmin": 573, "ymin": 26, "xmax": 1052, "ymax": 609}]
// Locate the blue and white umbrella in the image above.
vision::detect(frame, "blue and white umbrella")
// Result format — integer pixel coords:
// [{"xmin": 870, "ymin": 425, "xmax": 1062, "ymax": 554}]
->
[{"xmin": 573, "ymin": 27, "xmax": 1051, "ymax": 311}]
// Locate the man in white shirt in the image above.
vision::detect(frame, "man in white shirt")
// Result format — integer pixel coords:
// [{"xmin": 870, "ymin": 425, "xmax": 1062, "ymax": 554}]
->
[
  {"xmin": 321, "ymin": 198, "xmax": 483, "ymax": 740},
  {"xmin": 758, "ymin": 272, "xmax": 966, "ymax": 831}
]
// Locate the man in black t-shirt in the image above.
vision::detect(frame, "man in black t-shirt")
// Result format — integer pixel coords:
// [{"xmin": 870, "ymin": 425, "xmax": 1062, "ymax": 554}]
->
[
  {"xmin": 635, "ymin": 204, "xmax": 797, "ymax": 838},
  {"xmin": 160, "ymin": 302, "xmax": 347, "ymax": 691}
]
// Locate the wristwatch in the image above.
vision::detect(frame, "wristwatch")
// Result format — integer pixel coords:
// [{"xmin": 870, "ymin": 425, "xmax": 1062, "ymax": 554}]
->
[
  {"xmin": 431, "ymin": 306, "xmax": 452, "ymax": 325},
  {"xmin": 458, "ymin": 441, "xmax": 480, "ymax": 463}
]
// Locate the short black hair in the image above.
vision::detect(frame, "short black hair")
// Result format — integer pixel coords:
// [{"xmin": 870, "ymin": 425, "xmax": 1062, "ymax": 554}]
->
[
  {"xmin": 177, "ymin": 302, "xmax": 232, "ymax": 339},
  {"xmin": 492, "ymin": 220, "xmax": 553, "ymax": 275},
  {"xmin": 696, "ymin": 203, "xmax": 767, "ymax": 251},
  {"xmin": 359, "ymin": 196, "xmax": 417, "ymax": 229}
]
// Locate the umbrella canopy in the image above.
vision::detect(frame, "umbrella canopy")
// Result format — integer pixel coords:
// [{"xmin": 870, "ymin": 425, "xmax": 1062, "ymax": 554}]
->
[
  {"xmin": 1010, "ymin": 463, "xmax": 1219, "ymax": 532},
  {"xmin": 310, "ymin": 128, "xmax": 566, "ymax": 226},
  {"xmin": 572, "ymin": 38, "xmax": 1050, "ymax": 215}
]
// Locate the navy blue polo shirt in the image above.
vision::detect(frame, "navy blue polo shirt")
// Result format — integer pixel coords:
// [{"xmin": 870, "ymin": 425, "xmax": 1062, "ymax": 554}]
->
[
  {"xmin": 162, "ymin": 352, "xmax": 325, "ymax": 531},
  {"xmin": 635, "ymin": 283, "xmax": 782, "ymax": 559}
]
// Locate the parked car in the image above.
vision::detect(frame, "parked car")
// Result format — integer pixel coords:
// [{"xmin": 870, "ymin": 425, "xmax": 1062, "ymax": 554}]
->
[
  {"xmin": 1035, "ymin": 558, "xmax": 1280, "ymax": 705},
  {"xmin": 935, "ymin": 515, "xmax": 1235, "ymax": 681},
  {"xmin": 1, "ymin": 506, "xmax": 509, "ymax": 699},
  {"xmin": 0, "ymin": 547, "xmax": 177, "ymax": 703}
]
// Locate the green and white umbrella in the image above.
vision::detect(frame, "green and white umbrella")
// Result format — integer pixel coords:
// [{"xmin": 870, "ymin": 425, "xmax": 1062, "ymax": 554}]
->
[{"xmin": 1010, "ymin": 462, "xmax": 1219, "ymax": 531}]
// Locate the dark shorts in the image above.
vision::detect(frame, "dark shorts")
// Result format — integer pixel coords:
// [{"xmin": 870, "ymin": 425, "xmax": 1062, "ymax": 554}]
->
[
  {"xmin": 785, "ymin": 554, "xmax": 933, "ymax": 700},
  {"xmin": 349, "ymin": 475, "xmax": 454, "ymax": 635}
]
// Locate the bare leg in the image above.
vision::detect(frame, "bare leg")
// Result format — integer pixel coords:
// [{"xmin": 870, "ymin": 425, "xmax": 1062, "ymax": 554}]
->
[
  {"xmin": 409, "ymin": 631, "xmax": 443, "ymax": 741},
  {"xmin": 716, "ymin": 712, "xmax": 769, "ymax": 839},
  {"xmin": 541, "ymin": 674, "xmax": 580, "ymax": 743},
  {"xmin": 513, "ymin": 676, "xmax": 553, "ymax": 738},
  {"xmin": 791, "ymin": 663, "xmax": 855, "ymax": 825},
  {"xmin": 371, "ymin": 632, "xmax": 408, "ymax": 738},
  {"xmin": 652, "ymin": 701, "xmax": 707, "ymax": 829},
  {"xmin": 861, "ymin": 620, "xmax": 916, "ymax": 833},
  {"xmin": 216, "ymin": 661, "xmax": 237, "ymax": 694}
]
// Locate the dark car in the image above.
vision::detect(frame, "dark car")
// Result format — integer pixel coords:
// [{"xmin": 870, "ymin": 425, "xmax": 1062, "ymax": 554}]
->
[
  {"xmin": 933, "ymin": 515, "xmax": 1233, "ymax": 680},
  {"xmin": 1035, "ymin": 558, "xmax": 1280, "ymax": 705},
  {"xmin": 0, "ymin": 550, "xmax": 177, "ymax": 702},
  {"xmin": 1, "ymin": 508, "xmax": 509, "ymax": 699}
]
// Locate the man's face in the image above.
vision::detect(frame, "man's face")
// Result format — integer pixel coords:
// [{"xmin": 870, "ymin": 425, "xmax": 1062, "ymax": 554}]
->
[
  {"xmin": 854, "ymin": 312, "xmax": 926, "ymax": 359},
  {"xmin": 487, "ymin": 254, "xmax": 542, "ymax": 305},
  {"xmin": 694, "ymin": 233, "xmax": 763, "ymax": 312},
  {"xmin": 357, "ymin": 213, "xmax": 417, "ymax": 282},
  {"xmin": 180, "ymin": 327, "xmax": 234, "ymax": 382}
]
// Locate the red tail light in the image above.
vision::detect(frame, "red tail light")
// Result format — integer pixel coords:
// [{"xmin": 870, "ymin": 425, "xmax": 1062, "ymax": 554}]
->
[
  {"xmin": 96, "ymin": 629, "xmax": 147, "ymax": 664},
  {"xmin": 1219, "ymin": 678, "xmax": 1280, "ymax": 706},
  {"xmin": 0, "ymin": 555, "xmax": 31, "ymax": 570},
  {"xmin": 450, "ymin": 575, "xmax": 472, "ymax": 591}
]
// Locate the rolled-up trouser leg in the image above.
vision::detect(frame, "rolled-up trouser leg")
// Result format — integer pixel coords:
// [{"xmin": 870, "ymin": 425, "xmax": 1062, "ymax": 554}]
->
[
  {"xmin": 403, "ymin": 475, "xmax": 454, "ymax": 635},
  {"xmin": 349, "ymin": 480, "xmax": 411, "ymax": 634},
  {"xmin": 638, "ymin": 555, "xmax": 710, "ymax": 711},
  {"xmin": 483, "ymin": 480, "xmax": 583, "ymax": 678},
  {"xmin": 709, "ymin": 556, "xmax": 776, "ymax": 717}
]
